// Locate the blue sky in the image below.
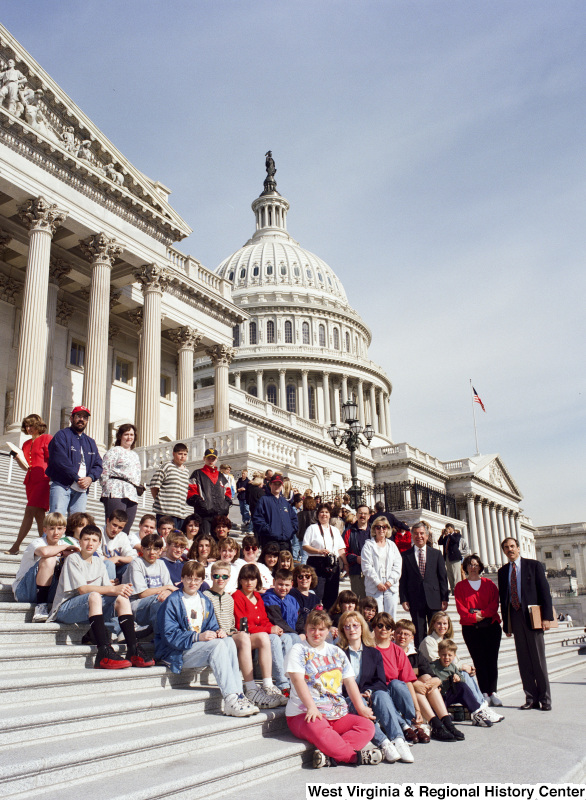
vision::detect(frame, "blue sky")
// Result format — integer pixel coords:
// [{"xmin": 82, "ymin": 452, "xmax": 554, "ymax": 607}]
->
[{"xmin": 4, "ymin": 2, "xmax": 585, "ymax": 525}]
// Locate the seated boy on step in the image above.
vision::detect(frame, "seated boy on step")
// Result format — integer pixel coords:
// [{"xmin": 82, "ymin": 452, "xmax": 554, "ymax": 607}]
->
[
  {"xmin": 155, "ymin": 560, "xmax": 258, "ymax": 717},
  {"xmin": 102, "ymin": 509, "xmax": 136, "ymax": 581},
  {"xmin": 428, "ymin": 640, "xmax": 495, "ymax": 728},
  {"xmin": 123, "ymin": 533, "xmax": 177, "ymax": 633},
  {"xmin": 12, "ymin": 512, "xmax": 74, "ymax": 622},
  {"xmin": 161, "ymin": 531, "xmax": 189, "ymax": 586},
  {"xmin": 48, "ymin": 524, "xmax": 154, "ymax": 669}
]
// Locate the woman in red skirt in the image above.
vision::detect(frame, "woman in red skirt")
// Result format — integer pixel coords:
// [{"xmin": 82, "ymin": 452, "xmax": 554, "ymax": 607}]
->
[{"xmin": 5, "ymin": 414, "xmax": 52, "ymax": 555}]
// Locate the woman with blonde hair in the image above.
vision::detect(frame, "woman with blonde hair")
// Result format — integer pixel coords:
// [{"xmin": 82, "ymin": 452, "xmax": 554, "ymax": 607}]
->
[
  {"xmin": 5, "ymin": 414, "xmax": 52, "ymax": 555},
  {"xmin": 360, "ymin": 516, "xmax": 402, "ymax": 617}
]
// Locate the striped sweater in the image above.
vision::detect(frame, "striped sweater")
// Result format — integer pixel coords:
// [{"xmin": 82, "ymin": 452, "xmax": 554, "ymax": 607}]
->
[
  {"xmin": 203, "ymin": 589, "xmax": 237, "ymax": 635},
  {"xmin": 150, "ymin": 461, "xmax": 189, "ymax": 519}
]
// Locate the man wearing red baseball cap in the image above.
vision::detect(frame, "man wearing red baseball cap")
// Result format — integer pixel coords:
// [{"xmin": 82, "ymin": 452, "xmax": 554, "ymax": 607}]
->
[
  {"xmin": 186, "ymin": 447, "xmax": 232, "ymax": 535},
  {"xmin": 46, "ymin": 406, "xmax": 103, "ymax": 516},
  {"xmin": 252, "ymin": 474, "xmax": 298, "ymax": 550}
]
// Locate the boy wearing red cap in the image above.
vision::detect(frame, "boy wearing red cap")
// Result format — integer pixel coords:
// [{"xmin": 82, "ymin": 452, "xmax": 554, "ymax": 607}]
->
[{"xmin": 186, "ymin": 448, "xmax": 232, "ymax": 535}]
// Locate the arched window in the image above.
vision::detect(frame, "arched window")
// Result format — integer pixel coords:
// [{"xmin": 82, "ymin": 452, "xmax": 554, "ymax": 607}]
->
[
  {"xmin": 253, "ymin": 265, "xmax": 259, "ymax": 277},
  {"xmin": 267, "ymin": 320, "xmax": 275, "ymax": 343},
  {"xmin": 267, "ymin": 385, "xmax": 277, "ymax": 405},
  {"xmin": 302, "ymin": 321, "xmax": 310, "ymax": 344},
  {"xmin": 248, "ymin": 385, "xmax": 257, "ymax": 397},
  {"xmin": 280, "ymin": 264, "xmax": 287, "ymax": 275},
  {"xmin": 333, "ymin": 328, "xmax": 340, "ymax": 350},
  {"xmin": 284, "ymin": 320, "xmax": 293, "ymax": 343},
  {"xmin": 286, "ymin": 384, "xmax": 297, "ymax": 413},
  {"xmin": 319, "ymin": 324, "xmax": 326, "ymax": 347},
  {"xmin": 240, "ymin": 268, "xmax": 246, "ymax": 279},
  {"xmin": 232, "ymin": 325, "xmax": 240, "ymax": 347},
  {"xmin": 249, "ymin": 321, "xmax": 257, "ymax": 345},
  {"xmin": 294, "ymin": 266, "xmax": 300, "ymax": 277},
  {"xmin": 266, "ymin": 264, "xmax": 273, "ymax": 275},
  {"xmin": 308, "ymin": 385, "xmax": 316, "ymax": 420},
  {"xmin": 345, "ymin": 332, "xmax": 350, "ymax": 352},
  {"xmin": 228, "ymin": 271, "xmax": 234, "ymax": 282}
]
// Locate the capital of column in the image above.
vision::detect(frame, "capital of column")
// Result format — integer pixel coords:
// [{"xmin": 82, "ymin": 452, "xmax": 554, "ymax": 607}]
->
[
  {"xmin": 206, "ymin": 343, "xmax": 236, "ymax": 367},
  {"xmin": 18, "ymin": 196, "xmax": 68, "ymax": 236},
  {"xmin": 49, "ymin": 257, "xmax": 72, "ymax": 286},
  {"xmin": 127, "ymin": 308, "xmax": 143, "ymax": 332},
  {"xmin": 465, "ymin": 492, "xmax": 476, "ymax": 502},
  {"xmin": 255, "ymin": 368, "xmax": 264, "ymax": 377},
  {"xmin": 168, "ymin": 326, "xmax": 202, "ymax": 351},
  {"xmin": 233, "ymin": 371, "xmax": 241, "ymax": 379},
  {"xmin": 80, "ymin": 233, "xmax": 122, "ymax": 266},
  {"xmin": 134, "ymin": 263, "xmax": 170, "ymax": 294},
  {"xmin": 109, "ymin": 289, "xmax": 121, "ymax": 309},
  {"xmin": 0, "ymin": 231, "xmax": 11, "ymax": 253},
  {"xmin": 301, "ymin": 369, "xmax": 309, "ymax": 376},
  {"xmin": 56, "ymin": 299, "xmax": 74, "ymax": 325},
  {"xmin": 278, "ymin": 368, "xmax": 286, "ymax": 376}
]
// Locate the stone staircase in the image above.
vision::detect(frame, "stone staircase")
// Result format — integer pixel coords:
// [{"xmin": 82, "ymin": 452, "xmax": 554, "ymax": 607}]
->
[{"xmin": 0, "ymin": 451, "xmax": 583, "ymax": 798}]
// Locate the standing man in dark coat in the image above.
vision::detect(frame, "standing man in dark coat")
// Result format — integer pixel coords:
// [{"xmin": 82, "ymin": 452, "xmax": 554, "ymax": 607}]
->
[
  {"xmin": 344, "ymin": 504, "xmax": 371, "ymax": 599},
  {"xmin": 368, "ymin": 501, "xmax": 410, "ymax": 535},
  {"xmin": 498, "ymin": 537, "xmax": 554, "ymax": 711},
  {"xmin": 399, "ymin": 522, "xmax": 449, "ymax": 646},
  {"xmin": 186, "ymin": 448, "xmax": 231, "ymax": 535},
  {"xmin": 252, "ymin": 474, "xmax": 297, "ymax": 550}
]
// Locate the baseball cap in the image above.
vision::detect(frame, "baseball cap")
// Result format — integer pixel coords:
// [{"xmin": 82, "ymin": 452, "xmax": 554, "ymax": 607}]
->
[
  {"xmin": 71, "ymin": 406, "xmax": 91, "ymax": 416},
  {"xmin": 204, "ymin": 447, "xmax": 218, "ymax": 458},
  {"xmin": 270, "ymin": 475, "xmax": 284, "ymax": 485}
]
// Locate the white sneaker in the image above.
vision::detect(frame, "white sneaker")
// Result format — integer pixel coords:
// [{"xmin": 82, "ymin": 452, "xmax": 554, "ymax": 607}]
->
[
  {"xmin": 484, "ymin": 707, "xmax": 504, "ymax": 723},
  {"xmin": 471, "ymin": 709, "xmax": 493, "ymax": 727},
  {"xmin": 313, "ymin": 749, "xmax": 331, "ymax": 768},
  {"xmin": 489, "ymin": 692, "xmax": 503, "ymax": 707},
  {"xmin": 224, "ymin": 693, "xmax": 258, "ymax": 717},
  {"xmin": 356, "ymin": 747, "xmax": 383, "ymax": 766},
  {"xmin": 245, "ymin": 686, "xmax": 282, "ymax": 709},
  {"xmin": 393, "ymin": 737, "xmax": 415, "ymax": 763},
  {"xmin": 32, "ymin": 603, "xmax": 50, "ymax": 622},
  {"xmin": 266, "ymin": 684, "xmax": 288, "ymax": 706},
  {"xmin": 380, "ymin": 740, "xmax": 400, "ymax": 763}
]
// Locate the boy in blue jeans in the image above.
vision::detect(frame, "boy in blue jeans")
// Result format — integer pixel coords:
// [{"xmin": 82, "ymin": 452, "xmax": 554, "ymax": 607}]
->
[
  {"xmin": 123, "ymin": 533, "xmax": 177, "ymax": 633},
  {"xmin": 155, "ymin": 560, "xmax": 258, "ymax": 717},
  {"xmin": 49, "ymin": 525, "xmax": 154, "ymax": 669}
]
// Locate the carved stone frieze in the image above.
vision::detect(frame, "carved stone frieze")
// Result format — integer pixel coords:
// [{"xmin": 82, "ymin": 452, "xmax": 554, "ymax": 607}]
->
[
  {"xmin": 206, "ymin": 344, "xmax": 236, "ymax": 367},
  {"xmin": 127, "ymin": 308, "xmax": 143, "ymax": 331},
  {"xmin": 109, "ymin": 289, "xmax": 121, "ymax": 309},
  {"xmin": 0, "ymin": 231, "xmax": 11, "ymax": 255},
  {"xmin": 49, "ymin": 257, "xmax": 72, "ymax": 286},
  {"xmin": 80, "ymin": 233, "xmax": 122, "ymax": 266},
  {"xmin": 489, "ymin": 463, "xmax": 504, "ymax": 488},
  {"xmin": 0, "ymin": 273, "xmax": 22, "ymax": 304},
  {"xmin": 134, "ymin": 263, "xmax": 171, "ymax": 294},
  {"xmin": 56, "ymin": 298, "xmax": 74, "ymax": 325},
  {"xmin": 18, "ymin": 196, "xmax": 67, "ymax": 235},
  {"xmin": 108, "ymin": 324, "xmax": 120, "ymax": 344},
  {"xmin": 167, "ymin": 326, "xmax": 202, "ymax": 351}
]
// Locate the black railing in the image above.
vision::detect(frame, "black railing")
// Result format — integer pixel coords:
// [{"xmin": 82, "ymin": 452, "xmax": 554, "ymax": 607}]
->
[{"xmin": 316, "ymin": 480, "xmax": 458, "ymax": 518}]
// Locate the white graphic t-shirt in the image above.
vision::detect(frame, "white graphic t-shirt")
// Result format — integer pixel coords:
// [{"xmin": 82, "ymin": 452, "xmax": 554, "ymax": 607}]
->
[{"xmin": 284, "ymin": 640, "xmax": 354, "ymax": 720}]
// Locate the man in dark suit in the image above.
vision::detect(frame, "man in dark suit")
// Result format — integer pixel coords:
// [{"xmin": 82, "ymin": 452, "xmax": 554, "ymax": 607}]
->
[
  {"xmin": 498, "ymin": 537, "xmax": 553, "ymax": 710},
  {"xmin": 399, "ymin": 522, "xmax": 449, "ymax": 646}
]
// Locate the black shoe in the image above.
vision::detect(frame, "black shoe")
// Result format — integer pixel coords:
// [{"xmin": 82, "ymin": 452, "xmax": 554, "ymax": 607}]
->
[
  {"xmin": 431, "ymin": 724, "xmax": 457, "ymax": 742},
  {"xmin": 442, "ymin": 719, "xmax": 466, "ymax": 741},
  {"xmin": 540, "ymin": 703, "xmax": 552, "ymax": 711},
  {"xmin": 519, "ymin": 700, "xmax": 540, "ymax": 710}
]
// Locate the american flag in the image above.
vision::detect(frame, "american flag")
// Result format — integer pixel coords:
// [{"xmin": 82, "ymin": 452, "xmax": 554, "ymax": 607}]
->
[{"xmin": 472, "ymin": 386, "xmax": 486, "ymax": 412}]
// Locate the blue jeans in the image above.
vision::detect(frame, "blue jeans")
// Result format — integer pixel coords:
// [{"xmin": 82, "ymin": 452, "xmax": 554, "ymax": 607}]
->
[
  {"xmin": 347, "ymin": 694, "xmax": 395, "ymax": 746},
  {"xmin": 49, "ymin": 481, "xmax": 87, "ymax": 516},
  {"xmin": 291, "ymin": 536, "xmax": 302, "ymax": 562},
  {"xmin": 182, "ymin": 637, "xmax": 241, "ymax": 698},
  {"xmin": 269, "ymin": 632, "xmax": 289, "ymax": 689},
  {"xmin": 130, "ymin": 595, "xmax": 162, "ymax": 631},
  {"xmin": 13, "ymin": 561, "xmax": 59, "ymax": 604},
  {"xmin": 387, "ymin": 679, "xmax": 416, "ymax": 727},
  {"xmin": 239, "ymin": 499, "xmax": 251, "ymax": 531},
  {"xmin": 461, "ymin": 670, "xmax": 484, "ymax": 704},
  {"xmin": 369, "ymin": 689, "xmax": 406, "ymax": 742},
  {"xmin": 56, "ymin": 593, "xmax": 116, "ymax": 623}
]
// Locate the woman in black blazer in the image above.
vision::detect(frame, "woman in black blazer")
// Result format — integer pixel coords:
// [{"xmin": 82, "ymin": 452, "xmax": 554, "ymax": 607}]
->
[{"xmin": 338, "ymin": 611, "xmax": 414, "ymax": 764}]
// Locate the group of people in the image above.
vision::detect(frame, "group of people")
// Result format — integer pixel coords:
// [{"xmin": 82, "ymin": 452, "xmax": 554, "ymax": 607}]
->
[{"xmin": 7, "ymin": 409, "xmax": 556, "ymax": 768}]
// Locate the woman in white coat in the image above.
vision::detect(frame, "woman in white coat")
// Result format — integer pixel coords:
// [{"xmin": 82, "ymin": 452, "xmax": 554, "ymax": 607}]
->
[{"xmin": 361, "ymin": 516, "xmax": 402, "ymax": 617}]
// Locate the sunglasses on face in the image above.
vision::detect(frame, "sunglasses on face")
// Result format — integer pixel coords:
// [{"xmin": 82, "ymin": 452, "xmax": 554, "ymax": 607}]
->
[
  {"xmin": 212, "ymin": 574, "xmax": 230, "ymax": 580},
  {"xmin": 343, "ymin": 623, "xmax": 361, "ymax": 630},
  {"xmin": 243, "ymin": 545, "xmax": 258, "ymax": 551},
  {"xmin": 376, "ymin": 623, "xmax": 393, "ymax": 630},
  {"xmin": 373, "ymin": 525, "xmax": 390, "ymax": 531}
]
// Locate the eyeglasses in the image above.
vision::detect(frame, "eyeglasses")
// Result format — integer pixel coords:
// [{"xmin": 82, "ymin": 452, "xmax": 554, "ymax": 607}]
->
[
  {"xmin": 376, "ymin": 623, "xmax": 393, "ymax": 630},
  {"xmin": 298, "ymin": 574, "xmax": 311, "ymax": 580},
  {"xmin": 243, "ymin": 545, "xmax": 258, "ymax": 551},
  {"xmin": 373, "ymin": 525, "xmax": 390, "ymax": 531},
  {"xmin": 343, "ymin": 623, "xmax": 361, "ymax": 630},
  {"xmin": 212, "ymin": 574, "xmax": 230, "ymax": 580}
]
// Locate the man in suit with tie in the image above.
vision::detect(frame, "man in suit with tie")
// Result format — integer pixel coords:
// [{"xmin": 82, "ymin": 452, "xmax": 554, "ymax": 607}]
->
[
  {"xmin": 498, "ymin": 537, "xmax": 553, "ymax": 711},
  {"xmin": 399, "ymin": 522, "xmax": 449, "ymax": 646}
]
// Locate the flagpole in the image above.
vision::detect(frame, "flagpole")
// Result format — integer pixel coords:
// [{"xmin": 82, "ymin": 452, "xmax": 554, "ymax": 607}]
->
[{"xmin": 470, "ymin": 379, "xmax": 480, "ymax": 456}]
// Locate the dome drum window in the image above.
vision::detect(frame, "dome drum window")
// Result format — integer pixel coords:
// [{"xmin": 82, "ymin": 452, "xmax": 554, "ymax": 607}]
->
[
  {"xmin": 286, "ymin": 384, "xmax": 297, "ymax": 413},
  {"xmin": 302, "ymin": 321, "xmax": 310, "ymax": 344},
  {"xmin": 267, "ymin": 385, "xmax": 277, "ymax": 405},
  {"xmin": 333, "ymin": 328, "xmax": 340, "ymax": 350},
  {"xmin": 267, "ymin": 320, "xmax": 275, "ymax": 343},
  {"xmin": 249, "ymin": 321, "xmax": 257, "ymax": 345},
  {"xmin": 319, "ymin": 325, "xmax": 326, "ymax": 347},
  {"xmin": 284, "ymin": 320, "xmax": 293, "ymax": 343}
]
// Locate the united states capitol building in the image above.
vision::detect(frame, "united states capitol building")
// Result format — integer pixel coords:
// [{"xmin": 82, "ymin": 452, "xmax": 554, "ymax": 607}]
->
[{"xmin": 0, "ymin": 22, "xmax": 536, "ymax": 568}]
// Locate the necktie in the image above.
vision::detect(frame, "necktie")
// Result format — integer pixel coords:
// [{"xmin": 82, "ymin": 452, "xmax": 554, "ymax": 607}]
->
[
  {"xmin": 511, "ymin": 562, "xmax": 520, "ymax": 611},
  {"xmin": 418, "ymin": 547, "xmax": 425, "ymax": 578}
]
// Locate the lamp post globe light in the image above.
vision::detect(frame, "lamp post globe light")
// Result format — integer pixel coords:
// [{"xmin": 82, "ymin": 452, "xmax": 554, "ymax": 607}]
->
[{"xmin": 328, "ymin": 400, "xmax": 374, "ymax": 508}]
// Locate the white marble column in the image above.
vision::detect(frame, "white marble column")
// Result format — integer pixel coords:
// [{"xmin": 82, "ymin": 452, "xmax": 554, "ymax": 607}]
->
[
  {"xmin": 234, "ymin": 371, "xmax": 241, "ymax": 391},
  {"xmin": 489, "ymin": 503, "xmax": 503, "ymax": 566},
  {"xmin": 505, "ymin": 510, "xmax": 514, "ymax": 542},
  {"xmin": 369, "ymin": 384, "xmax": 378, "ymax": 432},
  {"xmin": 341, "ymin": 375, "xmax": 348, "ymax": 404},
  {"xmin": 9, "ymin": 198, "xmax": 67, "ymax": 435},
  {"xmin": 42, "ymin": 258, "xmax": 71, "ymax": 425},
  {"xmin": 323, "ymin": 372, "xmax": 331, "ymax": 425},
  {"xmin": 378, "ymin": 391, "xmax": 387, "ymax": 437},
  {"xmin": 301, "ymin": 370, "xmax": 309, "ymax": 419},
  {"xmin": 496, "ymin": 506, "xmax": 506, "ymax": 547},
  {"xmin": 357, "ymin": 379, "xmax": 365, "ymax": 428},
  {"xmin": 333, "ymin": 380, "xmax": 341, "ymax": 425},
  {"xmin": 482, "ymin": 501, "xmax": 495, "ymax": 566},
  {"xmin": 168, "ymin": 327, "xmax": 201, "ymax": 440},
  {"xmin": 207, "ymin": 344, "xmax": 236, "ymax": 432},
  {"xmin": 256, "ymin": 369, "xmax": 264, "ymax": 401},
  {"xmin": 383, "ymin": 392, "xmax": 392, "ymax": 441},
  {"xmin": 80, "ymin": 233, "xmax": 122, "ymax": 449},
  {"xmin": 466, "ymin": 493, "xmax": 480, "ymax": 556},
  {"xmin": 133, "ymin": 263, "xmax": 169, "ymax": 447},
  {"xmin": 474, "ymin": 497, "xmax": 488, "ymax": 564},
  {"xmin": 279, "ymin": 369, "xmax": 286, "ymax": 410}
]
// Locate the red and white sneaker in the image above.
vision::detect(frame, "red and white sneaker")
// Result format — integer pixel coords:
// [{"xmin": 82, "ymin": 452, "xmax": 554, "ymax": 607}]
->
[
  {"xmin": 94, "ymin": 646, "xmax": 131, "ymax": 670},
  {"xmin": 130, "ymin": 646, "xmax": 155, "ymax": 668}
]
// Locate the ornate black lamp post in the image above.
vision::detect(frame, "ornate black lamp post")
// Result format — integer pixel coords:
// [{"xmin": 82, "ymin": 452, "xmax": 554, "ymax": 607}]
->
[{"xmin": 327, "ymin": 399, "xmax": 374, "ymax": 508}]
